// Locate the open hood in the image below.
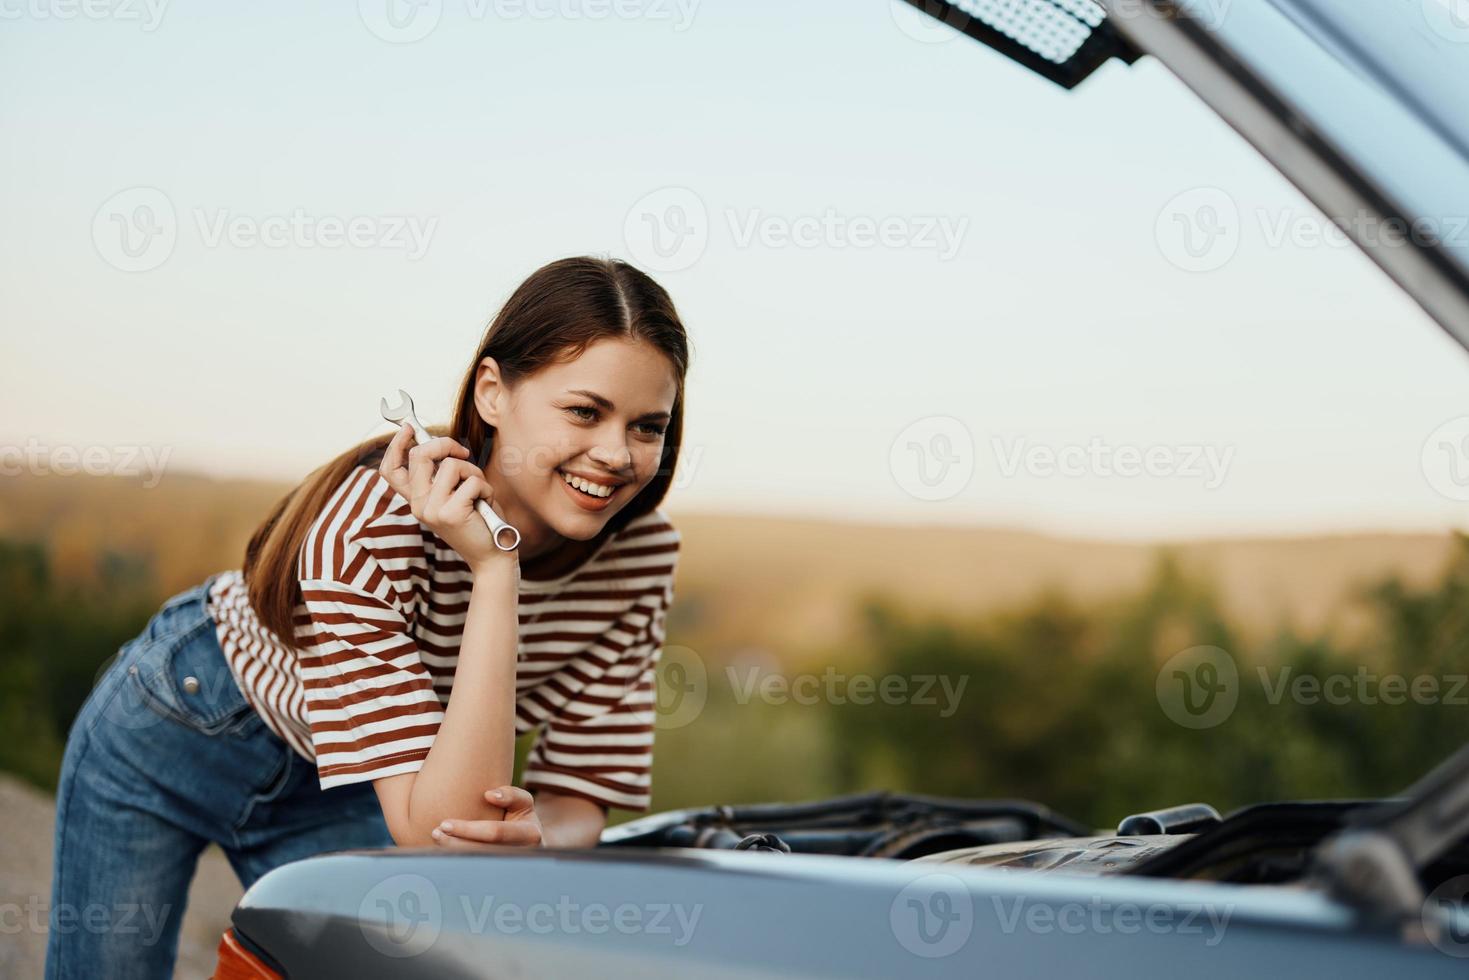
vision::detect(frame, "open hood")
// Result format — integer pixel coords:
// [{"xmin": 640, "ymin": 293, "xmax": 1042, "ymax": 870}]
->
[{"xmin": 903, "ymin": 0, "xmax": 1469, "ymax": 352}]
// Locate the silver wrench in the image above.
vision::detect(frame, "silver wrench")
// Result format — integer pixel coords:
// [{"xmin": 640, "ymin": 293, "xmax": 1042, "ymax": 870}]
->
[{"xmin": 379, "ymin": 388, "xmax": 521, "ymax": 552}]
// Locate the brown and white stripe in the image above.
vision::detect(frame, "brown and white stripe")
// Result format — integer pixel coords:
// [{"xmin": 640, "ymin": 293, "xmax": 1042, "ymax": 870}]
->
[{"xmin": 206, "ymin": 465, "xmax": 678, "ymax": 811}]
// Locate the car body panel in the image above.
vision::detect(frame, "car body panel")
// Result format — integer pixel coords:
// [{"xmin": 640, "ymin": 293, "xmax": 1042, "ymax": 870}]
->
[{"xmin": 229, "ymin": 847, "xmax": 1463, "ymax": 978}]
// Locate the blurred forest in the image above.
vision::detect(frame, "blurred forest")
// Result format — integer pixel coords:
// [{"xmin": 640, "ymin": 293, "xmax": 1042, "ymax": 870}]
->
[{"xmin": 2, "ymin": 471, "xmax": 1465, "ymax": 829}]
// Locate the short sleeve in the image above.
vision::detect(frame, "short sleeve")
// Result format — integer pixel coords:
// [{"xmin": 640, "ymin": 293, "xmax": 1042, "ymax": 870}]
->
[
  {"xmin": 295, "ymin": 467, "xmax": 444, "ymax": 790},
  {"xmin": 522, "ymin": 559, "xmax": 674, "ymax": 812}
]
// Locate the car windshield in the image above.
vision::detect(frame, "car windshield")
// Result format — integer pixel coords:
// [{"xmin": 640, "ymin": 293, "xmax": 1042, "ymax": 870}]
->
[{"xmin": 1260, "ymin": 0, "xmax": 1469, "ymax": 153}]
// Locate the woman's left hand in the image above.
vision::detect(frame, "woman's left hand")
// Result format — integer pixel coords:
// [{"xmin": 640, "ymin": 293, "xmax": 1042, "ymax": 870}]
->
[{"xmin": 430, "ymin": 786, "xmax": 543, "ymax": 849}]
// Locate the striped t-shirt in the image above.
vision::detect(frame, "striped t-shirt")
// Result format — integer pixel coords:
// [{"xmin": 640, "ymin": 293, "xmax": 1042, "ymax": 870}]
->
[{"xmin": 205, "ymin": 464, "xmax": 679, "ymax": 811}]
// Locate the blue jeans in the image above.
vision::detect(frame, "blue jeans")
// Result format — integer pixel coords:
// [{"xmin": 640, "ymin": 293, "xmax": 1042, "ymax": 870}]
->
[{"xmin": 45, "ymin": 576, "xmax": 394, "ymax": 980}]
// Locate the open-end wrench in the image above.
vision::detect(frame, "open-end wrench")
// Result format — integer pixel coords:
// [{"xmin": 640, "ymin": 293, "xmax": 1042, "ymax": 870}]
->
[{"xmin": 379, "ymin": 388, "xmax": 521, "ymax": 552}]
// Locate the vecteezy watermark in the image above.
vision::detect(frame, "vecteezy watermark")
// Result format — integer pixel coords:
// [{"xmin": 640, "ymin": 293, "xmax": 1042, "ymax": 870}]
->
[
  {"xmin": 891, "ymin": 873, "xmax": 974, "ymax": 958},
  {"xmin": 0, "ymin": 0, "xmax": 169, "ymax": 30},
  {"xmin": 727, "ymin": 665, "xmax": 969, "ymax": 718},
  {"xmin": 623, "ymin": 187, "xmax": 970, "ymax": 273},
  {"xmin": 890, "ymin": 416, "xmax": 975, "ymax": 502},
  {"xmin": 1421, "ymin": 416, "xmax": 1469, "ymax": 501},
  {"xmin": 193, "ymin": 208, "xmax": 437, "ymax": 259},
  {"xmin": 725, "ymin": 209, "xmax": 968, "ymax": 261},
  {"xmin": 357, "ymin": 0, "xmax": 699, "ymax": 43},
  {"xmin": 1258, "ymin": 666, "xmax": 1469, "ymax": 709},
  {"xmin": 92, "ymin": 187, "xmax": 177, "ymax": 273},
  {"xmin": 358, "ymin": 874, "xmax": 703, "ymax": 958},
  {"xmin": 623, "ymin": 187, "xmax": 709, "ymax": 273},
  {"xmin": 652, "ymin": 648, "xmax": 967, "ymax": 727},
  {"xmin": 1155, "ymin": 187, "xmax": 1242, "ymax": 273},
  {"xmin": 1157, "ymin": 186, "xmax": 1469, "ymax": 273},
  {"xmin": 654, "ymin": 644, "xmax": 708, "ymax": 730},
  {"xmin": 0, "ymin": 897, "xmax": 173, "ymax": 946},
  {"xmin": 1422, "ymin": 0, "xmax": 1469, "ymax": 44},
  {"xmin": 992, "ymin": 436, "xmax": 1235, "ymax": 489},
  {"xmin": 990, "ymin": 894, "xmax": 1234, "ymax": 946},
  {"xmin": 360, "ymin": 875, "xmax": 443, "ymax": 958},
  {"xmin": 459, "ymin": 895, "xmax": 701, "ymax": 946},
  {"xmin": 1423, "ymin": 876, "xmax": 1469, "ymax": 958},
  {"xmin": 1157, "ymin": 646, "xmax": 1241, "ymax": 730},
  {"xmin": 0, "ymin": 438, "xmax": 172, "ymax": 488},
  {"xmin": 1255, "ymin": 209, "xmax": 1469, "ymax": 252},
  {"xmin": 1157, "ymin": 646, "xmax": 1469, "ymax": 729},
  {"xmin": 888, "ymin": 0, "xmax": 964, "ymax": 44},
  {"xmin": 92, "ymin": 187, "xmax": 438, "ymax": 272},
  {"xmin": 888, "ymin": 874, "xmax": 1234, "ymax": 959}
]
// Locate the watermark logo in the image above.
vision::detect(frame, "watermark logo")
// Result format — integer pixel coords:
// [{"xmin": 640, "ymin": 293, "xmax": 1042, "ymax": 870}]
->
[
  {"xmin": 0, "ymin": 897, "xmax": 173, "ymax": 944},
  {"xmin": 1423, "ymin": 0, "xmax": 1469, "ymax": 43},
  {"xmin": 1156, "ymin": 187, "xmax": 1241, "ymax": 273},
  {"xmin": 1422, "ymin": 416, "xmax": 1469, "ymax": 501},
  {"xmin": 624, "ymin": 187, "xmax": 709, "ymax": 273},
  {"xmin": 1258, "ymin": 666, "xmax": 1466, "ymax": 707},
  {"xmin": 353, "ymin": 878, "xmax": 703, "ymax": 955},
  {"xmin": 1256, "ymin": 208, "xmax": 1466, "ymax": 252},
  {"xmin": 991, "ymin": 436, "xmax": 1234, "ymax": 489},
  {"xmin": 0, "ymin": 0, "xmax": 170, "ymax": 30},
  {"xmin": 726, "ymin": 208, "xmax": 967, "ymax": 260},
  {"xmin": 991, "ymin": 895, "xmax": 1233, "ymax": 945},
  {"xmin": 92, "ymin": 187, "xmax": 177, "ymax": 273},
  {"xmin": 623, "ymin": 188, "xmax": 970, "ymax": 271},
  {"xmin": 654, "ymin": 644, "xmax": 707, "ymax": 730},
  {"xmin": 359, "ymin": 0, "xmax": 698, "ymax": 40},
  {"xmin": 1423, "ymin": 876, "xmax": 1469, "ymax": 958},
  {"xmin": 0, "ymin": 439, "xmax": 173, "ymax": 487},
  {"xmin": 1158, "ymin": 188, "xmax": 1468, "ymax": 273},
  {"xmin": 890, "ymin": 0, "xmax": 968, "ymax": 44},
  {"xmin": 92, "ymin": 187, "xmax": 439, "ymax": 271},
  {"xmin": 460, "ymin": 896, "xmax": 701, "ymax": 944},
  {"xmin": 890, "ymin": 873, "xmax": 973, "ymax": 958},
  {"xmin": 359, "ymin": 874, "xmax": 443, "ymax": 958},
  {"xmin": 358, "ymin": 0, "xmax": 443, "ymax": 43},
  {"xmin": 889, "ymin": 416, "xmax": 974, "ymax": 502},
  {"xmin": 727, "ymin": 666, "xmax": 968, "ymax": 717},
  {"xmin": 1156, "ymin": 645, "xmax": 1239, "ymax": 730},
  {"xmin": 1158, "ymin": 652, "xmax": 1467, "ymax": 727}
]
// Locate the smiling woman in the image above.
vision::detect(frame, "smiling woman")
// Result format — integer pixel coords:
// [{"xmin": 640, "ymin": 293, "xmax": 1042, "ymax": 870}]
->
[{"xmin": 45, "ymin": 256, "xmax": 693, "ymax": 980}]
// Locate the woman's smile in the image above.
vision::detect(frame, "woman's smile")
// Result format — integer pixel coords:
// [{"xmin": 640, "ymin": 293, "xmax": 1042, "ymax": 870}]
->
[{"xmin": 556, "ymin": 466, "xmax": 624, "ymax": 512}]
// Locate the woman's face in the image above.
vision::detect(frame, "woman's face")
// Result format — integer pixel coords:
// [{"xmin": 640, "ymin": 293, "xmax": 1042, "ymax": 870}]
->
[{"xmin": 476, "ymin": 335, "xmax": 679, "ymax": 546}]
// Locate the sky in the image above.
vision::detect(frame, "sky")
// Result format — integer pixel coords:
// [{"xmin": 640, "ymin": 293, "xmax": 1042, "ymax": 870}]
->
[{"xmin": 4, "ymin": 0, "xmax": 1469, "ymax": 541}]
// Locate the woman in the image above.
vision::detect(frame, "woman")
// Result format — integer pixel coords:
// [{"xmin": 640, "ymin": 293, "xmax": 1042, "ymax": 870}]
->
[{"xmin": 45, "ymin": 256, "xmax": 690, "ymax": 979}]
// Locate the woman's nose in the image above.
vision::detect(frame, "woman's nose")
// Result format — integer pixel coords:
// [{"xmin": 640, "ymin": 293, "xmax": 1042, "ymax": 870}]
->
[{"xmin": 587, "ymin": 441, "xmax": 632, "ymax": 471}]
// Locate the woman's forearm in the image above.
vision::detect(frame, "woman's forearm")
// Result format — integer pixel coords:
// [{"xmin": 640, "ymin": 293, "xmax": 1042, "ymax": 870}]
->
[{"xmin": 389, "ymin": 562, "xmax": 520, "ymax": 844}]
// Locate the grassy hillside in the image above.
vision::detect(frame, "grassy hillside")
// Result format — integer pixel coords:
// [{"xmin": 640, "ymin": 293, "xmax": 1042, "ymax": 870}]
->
[
  {"xmin": 2, "ymin": 469, "xmax": 1450, "ymax": 656},
  {"xmin": 3, "ymin": 470, "xmax": 1465, "ymax": 824}
]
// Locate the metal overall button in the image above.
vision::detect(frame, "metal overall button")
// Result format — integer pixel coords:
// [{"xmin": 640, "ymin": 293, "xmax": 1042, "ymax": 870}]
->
[{"xmin": 130, "ymin": 613, "xmax": 254, "ymax": 735}]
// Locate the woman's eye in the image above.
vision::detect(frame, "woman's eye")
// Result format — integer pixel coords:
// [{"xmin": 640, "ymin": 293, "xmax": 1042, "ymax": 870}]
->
[
  {"xmin": 566, "ymin": 405, "xmax": 598, "ymax": 421},
  {"xmin": 634, "ymin": 422, "xmax": 667, "ymax": 437}
]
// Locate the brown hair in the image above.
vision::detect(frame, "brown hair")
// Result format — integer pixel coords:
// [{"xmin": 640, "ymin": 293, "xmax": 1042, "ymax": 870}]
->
[{"xmin": 242, "ymin": 256, "xmax": 691, "ymax": 647}]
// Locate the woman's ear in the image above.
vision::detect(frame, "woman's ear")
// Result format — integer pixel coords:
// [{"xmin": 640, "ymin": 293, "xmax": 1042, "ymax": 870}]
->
[{"xmin": 473, "ymin": 357, "xmax": 506, "ymax": 426}]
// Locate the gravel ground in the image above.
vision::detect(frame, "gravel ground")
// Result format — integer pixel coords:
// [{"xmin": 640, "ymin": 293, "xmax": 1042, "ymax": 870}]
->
[{"xmin": 0, "ymin": 775, "xmax": 243, "ymax": 979}]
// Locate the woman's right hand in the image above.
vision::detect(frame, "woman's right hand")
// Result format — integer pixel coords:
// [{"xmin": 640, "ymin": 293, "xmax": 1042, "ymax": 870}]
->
[{"xmin": 379, "ymin": 423, "xmax": 517, "ymax": 572}]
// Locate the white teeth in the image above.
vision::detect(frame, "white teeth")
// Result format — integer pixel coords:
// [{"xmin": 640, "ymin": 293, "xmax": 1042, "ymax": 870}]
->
[{"xmin": 561, "ymin": 470, "xmax": 615, "ymax": 498}]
